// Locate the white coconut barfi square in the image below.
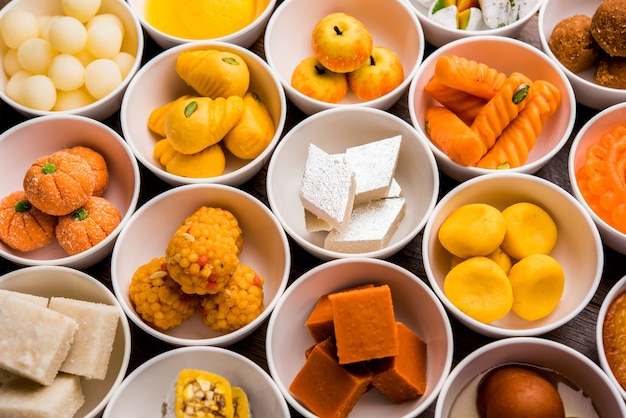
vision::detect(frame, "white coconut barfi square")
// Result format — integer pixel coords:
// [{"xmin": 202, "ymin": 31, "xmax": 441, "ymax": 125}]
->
[
  {"xmin": 299, "ymin": 144, "xmax": 356, "ymax": 232},
  {"xmin": 0, "ymin": 289, "xmax": 48, "ymax": 307},
  {"xmin": 0, "ymin": 373, "xmax": 84, "ymax": 418},
  {"xmin": 344, "ymin": 135, "xmax": 402, "ymax": 204},
  {"xmin": 324, "ymin": 197, "xmax": 407, "ymax": 253},
  {"xmin": 0, "ymin": 294, "xmax": 78, "ymax": 386},
  {"xmin": 48, "ymin": 297, "xmax": 120, "ymax": 380}
]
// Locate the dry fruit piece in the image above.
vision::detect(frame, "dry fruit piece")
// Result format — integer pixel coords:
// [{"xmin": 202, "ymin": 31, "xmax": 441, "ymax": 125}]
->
[
  {"xmin": 154, "ymin": 139, "xmax": 226, "ymax": 178},
  {"xmin": 199, "ymin": 263, "xmax": 265, "ymax": 333},
  {"xmin": 55, "ymin": 196, "xmax": 121, "ymax": 256},
  {"xmin": 165, "ymin": 96, "xmax": 244, "ymax": 155},
  {"xmin": 62, "ymin": 146, "xmax": 109, "ymax": 197},
  {"xmin": 23, "ymin": 150, "xmax": 94, "ymax": 216},
  {"xmin": 222, "ymin": 91, "xmax": 275, "ymax": 160},
  {"xmin": 0, "ymin": 190, "xmax": 57, "ymax": 251},
  {"xmin": 148, "ymin": 94, "xmax": 197, "ymax": 138},
  {"xmin": 174, "ymin": 369, "xmax": 235, "ymax": 418},
  {"xmin": 129, "ymin": 257, "xmax": 199, "ymax": 330},
  {"xmin": 175, "ymin": 49, "xmax": 250, "ymax": 98},
  {"xmin": 166, "ymin": 206, "xmax": 241, "ymax": 295}
]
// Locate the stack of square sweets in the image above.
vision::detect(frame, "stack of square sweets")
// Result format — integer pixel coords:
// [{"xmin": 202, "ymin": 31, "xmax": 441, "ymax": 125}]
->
[
  {"xmin": 299, "ymin": 135, "xmax": 406, "ymax": 253},
  {"xmin": 290, "ymin": 284, "xmax": 428, "ymax": 418},
  {"xmin": 0, "ymin": 289, "xmax": 119, "ymax": 417}
]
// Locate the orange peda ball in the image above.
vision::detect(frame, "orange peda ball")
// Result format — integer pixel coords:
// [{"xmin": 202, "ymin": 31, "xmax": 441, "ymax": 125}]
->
[
  {"xmin": 0, "ymin": 190, "xmax": 57, "ymax": 251},
  {"xmin": 23, "ymin": 150, "xmax": 95, "ymax": 216},
  {"xmin": 62, "ymin": 146, "xmax": 109, "ymax": 196},
  {"xmin": 55, "ymin": 196, "xmax": 121, "ymax": 255}
]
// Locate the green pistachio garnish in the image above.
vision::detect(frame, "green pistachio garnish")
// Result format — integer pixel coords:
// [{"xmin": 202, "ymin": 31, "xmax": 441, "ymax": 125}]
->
[
  {"xmin": 72, "ymin": 207, "xmax": 89, "ymax": 221},
  {"xmin": 512, "ymin": 84, "xmax": 530, "ymax": 105},
  {"xmin": 184, "ymin": 100, "xmax": 198, "ymax": 118},
  {"xmin": 42, "ymin": 163, "xmax": 57, "ymax": 175},
  {"xmin": 222, "ymin": 57, "xmax": 240, "ymax": 65},
  {"xmin": 14, "ymin": 200, "xmax": 31, "ymax": 212}
]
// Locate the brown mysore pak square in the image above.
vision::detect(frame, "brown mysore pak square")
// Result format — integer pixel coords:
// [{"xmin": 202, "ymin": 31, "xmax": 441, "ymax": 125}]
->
[{"xmin": 328, "ymin": 284, "xmax": 399, "ymax": 364}]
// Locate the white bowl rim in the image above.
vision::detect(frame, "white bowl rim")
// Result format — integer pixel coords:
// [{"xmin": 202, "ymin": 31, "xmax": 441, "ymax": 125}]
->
[
  {"xmin": 596, "ymin": 273, "xmax": 626, "ymax": 401},
  {"xmin": 408, "ymin": 35, "xmax": 577, "ymax": 177},
  {"xmin": 0, "ymin": 264, "xmax": 132, "ymax": 418},
  {"xmin": 110, "ymin": 182, "xmax": 292, "ymax": 346},
  {"xmin": 103, "ymin": 345, "xmax": 290, "ymax": 417},
  {"xmin": 0, "ymin": 0, "xmax": 145, "ymax": 118},
  {"xmin": 127, "ymin": 0, "xmax": 277, "ymax": 45},
  {"xmin": 263, "ymin": 0, "xmax": 426, "ymax": 110},
  {"xmin": 266, "ymin": 256, "xmax": 455, "ymax": 418},
  {"xmin": 0, "ymin": 114, "xmax": 142, "ymax": 267},
  {"xmin": 537, "ymin": 0, "xmax": 626, "ymax": 96},
  {"xmin": 435, "ymin": 336, "xmax": 626, "ymax": 416},
  {"xmin": 422, "ymin": 172, "xmax": 604, "ymax": 337},
  {"xmin": 266, "ymin": 106, "xmax": 440, "ymax": 260},
  {"xmin": 120, "ymin": 40, "xmax": 287, "ymax": 185},
  {"xmin": 409, "ymin": 0, "xmax": 543, "ymax": 34},
  {"xmin": 567, "ymin": 101, "xmax": 626, "ymax": 243}
]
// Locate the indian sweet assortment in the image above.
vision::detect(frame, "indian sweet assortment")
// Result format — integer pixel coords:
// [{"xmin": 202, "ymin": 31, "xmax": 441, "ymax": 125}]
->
[
  {"xmin": 0, "ymin": 146, "xmax": 120, "ymax": 256},
  {"xmin": 0, "ymin": 289, "xmax": 119, "ymax": 416},
  {"xmin": 0, "ymin": 0, "xmax": 135, "ymax": 110},
  {"xmin": 148, "ymin": 48, "xmax": 276, "ymax": 178}
]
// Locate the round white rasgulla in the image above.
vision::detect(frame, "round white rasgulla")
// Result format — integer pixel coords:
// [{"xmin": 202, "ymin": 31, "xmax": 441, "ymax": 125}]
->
[
  {"xmin": 113, "ymin": 51, "xmax": 134, "ymax": 78},
  {"xmin": 86, "ymin": 20, "xmax": 122, "ymax": 59},
  {"xmin": 17, "ymin": 37, "xmax": 56, "ymax": 74},
  {"xmin": 48, "ymin": 16, "xmax": 88, "ymax": 54},
  {"xmin": 0, "ymin": 9, "xmax": 39, "ymax": 49},
  {"xmin": 84, "ymin": 58, "xmax": 122, "ymax": 99},
  {"xmin": 2, "ymin": 49, "xmax": 22, "ymax": 77},
  {"xmin": 54, "ymin": 88, "xmax": 95, "ymax": 111},
  {"xmin": 86, "ymin": 13, "xmax": 124, "ymax": 34},
  {"xmin": 48, "ymin": 54, "xmax": 85, "ymax": 91},
  {"xmin": 5, "ymin": 70, "xmax": 32, "ymax": 103},
  {"xmin": 20, "ymin": 74, "xmax": 57, "ymax": 111},
  {"xmin": 62, "ymin": 0, "xmax": 102, "ymax": 23}
]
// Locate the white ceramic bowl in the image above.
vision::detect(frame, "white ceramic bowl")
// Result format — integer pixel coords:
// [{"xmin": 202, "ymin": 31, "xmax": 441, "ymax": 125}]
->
[
  {"xmin": 0, "ymin": 0, "xmax": 143, "ymax": 120},
  {"xmin": 409, "ymin": 35, "xmax": 576, "ymax": 182},
  {"xmin": 264, "ymin": 0, "xmax": 425, "ymax": 115},
  {"xmin": 568, "ymin": 102, "xmax": 626, "ymax": 255},
  {"xmin": 435, "ymin": 337, "xmax": 626, "ymax": 417},
  {"xmin": 266, "ymin": 106, "xmax": 439, "ymax": 261},
  {"xmin": 407, "ymin": 0, "xmax": 544, "ymax": 48},
  {"xmin": 0, "ymin": 115, "xmax": 141, "ymax": 269},
  {"xmin": 597, "ymin": 274, "xmax": 626, "ymax": 401},
  {"xmin": 103, "ymin": 346, "xmax": 290, "ymax": 417},
  {"xmin": 121, "ymin": 41, "xmax": 287, "ymax": 187},
  {"xmin": 0, "ymin": 265, "xmax": 131, "ymax": 418},
  {"xmin": 127, "ymin": 0, "xmax": 276, "ymax": 49},
  {"xmin": 422, "ymin": 173, "xmax": 603, "ymax": 338},
  {"xmin": 110, "ymin": 183, "xmax": 291, "ymax": 347},
  {"xmin": 266, "ymin": 257, "xmax": 454, "ymax": 418},
  {"xmin": 538, "ymin": 0, "xmax": 626, "ymax": 110}
]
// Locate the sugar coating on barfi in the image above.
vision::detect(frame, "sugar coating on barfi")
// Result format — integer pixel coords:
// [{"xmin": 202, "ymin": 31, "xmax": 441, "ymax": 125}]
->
[
  {"xmin": 329, "ymin": 285, "xmax": 398, "ymax": 364},
  {"xmin": 0, "ymin": 289, "xmax": 49, "ymax": 307},
  {"xmin": 48, "ymin": 297, "xmax": 119, "ymax": 380},
  {"xmin": 370, "ymin": 322, "xmax": 428, "ymax": 403},
  {"xmin": 289, "ymin": 338, "xmax": 372, "ymax": 418},
  {"xmin": 0, "ymin": 294, "xmax": 78, "ymax": 386},
  {"xmin": 0, "ymin": 373, "xmax": 85, "ymax": 418},
  {"xmin": 344, "ymin": 135, "xmax": 402, "ymax": 204},
  {"xmin": 324, "ymin": 197, "xmax": 406, "ymax": 253},
  {"xmin": 299, "ymin": 144, "xmax": 356, "ymax": 232}
]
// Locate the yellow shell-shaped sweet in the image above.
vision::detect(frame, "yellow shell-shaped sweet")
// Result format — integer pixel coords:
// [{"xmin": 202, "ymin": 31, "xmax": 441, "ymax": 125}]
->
[
  {"xmin": 154, "ymin": 138, "xmax": 226, "ymax": 178},
  {"xmin": 148, "ymin": 94, "xmax": 197, "ymax": 137},
  {"xmin": 164, "ymin": 96, "xmax": 243, "ymax": 155},
  {"xmin": 223, "ymin": 91, "xmax": 275, "ymax": 160},
  {"xmin": 175, "ymin": 49, "xmax": 250, "ymax": 99}
]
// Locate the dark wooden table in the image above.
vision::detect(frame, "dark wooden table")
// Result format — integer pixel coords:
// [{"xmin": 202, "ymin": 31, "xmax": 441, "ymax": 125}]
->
[{"xmin": 1, "ymin": 1, "xmax": 625, "ymax": 416}]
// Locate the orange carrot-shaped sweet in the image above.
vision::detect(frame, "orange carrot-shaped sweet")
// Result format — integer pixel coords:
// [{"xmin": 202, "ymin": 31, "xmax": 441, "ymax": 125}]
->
[
  {"xmin": 471, "ymin": 72, "xmax": 534, "ymax": 153},
  {"xmin": 424, "ymin": 76, "xmax": 487, "ymax": 125},
  {"xmin": 477, "ymin": 79, "xmax": 561, "ymax": 169},
  {"xmin": 425, "ymin": 106, "xmax": 485, "ymax": 166},
  {"xmin": 433, "ymin": 55, "xmax": 507, "ymax": 100}
]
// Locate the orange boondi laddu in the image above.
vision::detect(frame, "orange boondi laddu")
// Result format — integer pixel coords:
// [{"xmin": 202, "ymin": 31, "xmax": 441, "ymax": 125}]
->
[{"xmin": 0, "ymin": 190, "xmax": 57, "ymax": 252}]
